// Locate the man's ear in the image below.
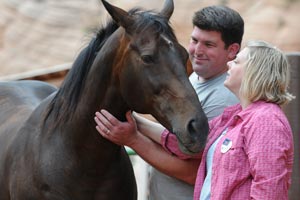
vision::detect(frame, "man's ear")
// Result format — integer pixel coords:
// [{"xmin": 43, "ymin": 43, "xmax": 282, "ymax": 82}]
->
[{"xmin": 227, "ymin": 43, "xmax": 241, "ymax": 60}]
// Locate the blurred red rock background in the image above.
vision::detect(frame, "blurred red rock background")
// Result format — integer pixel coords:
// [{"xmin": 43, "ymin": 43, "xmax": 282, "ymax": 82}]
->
[
  {"xmin": 0, "ymin": 0, "xmax": 299, "ymax": 76},
  {"xmin": 0, "ymin": 1, "xmax": 299, "ymax": 199}
]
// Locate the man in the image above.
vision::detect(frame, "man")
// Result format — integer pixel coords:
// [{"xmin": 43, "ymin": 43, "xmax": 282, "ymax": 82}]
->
[
  {"xmin": 148, "ymin": 5, "xmax": 244, "ymax": 200},
  {"xmin": 95, "ymin": 5, "xmax": 244, "ymax": 200}
]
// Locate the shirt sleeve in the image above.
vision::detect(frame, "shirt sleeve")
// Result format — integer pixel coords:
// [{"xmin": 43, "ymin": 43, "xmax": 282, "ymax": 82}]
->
[
  {"xmin": 161, "ymin": 129, "xmax": 203, "ymax": 160},
  {"xmin": 245, "ymin": 115, "xmax": 293, "ymax": 199}
]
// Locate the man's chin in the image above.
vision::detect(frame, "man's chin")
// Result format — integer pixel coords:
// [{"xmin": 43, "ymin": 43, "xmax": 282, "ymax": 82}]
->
[{"xmin": 193, "ymin": 61, "xmax": 208, "ymax": 69}]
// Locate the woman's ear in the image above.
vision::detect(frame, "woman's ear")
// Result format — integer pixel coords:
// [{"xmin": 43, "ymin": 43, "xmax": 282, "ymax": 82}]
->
[{"xmin": 228, "ymin": 43, "xmax": 241, "ymax": 60}]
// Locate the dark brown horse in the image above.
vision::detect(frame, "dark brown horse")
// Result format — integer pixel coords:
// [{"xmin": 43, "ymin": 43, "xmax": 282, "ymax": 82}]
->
[{"xmin": 0, "ymin": 0, "xmax": 208, "ymax": 199}]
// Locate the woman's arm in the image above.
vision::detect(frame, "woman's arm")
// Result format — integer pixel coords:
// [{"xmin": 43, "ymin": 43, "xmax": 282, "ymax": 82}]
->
[
  {"xmin": 246, "ymin": 116, "xmax": 293, "ymax": 199},
  {"xmin": 132, "ymin": 112, "xmax": 164, "ymax": 144},
  {"xmin": 127, "ymin": 131, "xmax": 200, "ymax": 185},
  {"xmin": 94, "ymin": 110, "xmax": 199, "ymax": 184}
]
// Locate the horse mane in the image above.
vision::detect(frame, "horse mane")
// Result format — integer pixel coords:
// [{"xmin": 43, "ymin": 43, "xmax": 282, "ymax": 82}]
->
[
  {"xmin": 43, "ymin": 19, "xmax": 118, "ymax": 125},
  {"xmin": 44, "ymin": 7, "xmax": 178, "ymax": 127}
]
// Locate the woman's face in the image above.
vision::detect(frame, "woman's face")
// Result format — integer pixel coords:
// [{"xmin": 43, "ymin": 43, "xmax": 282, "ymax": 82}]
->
[{"xmin": 224, "ymin": 47, "xmax": 249, "ymax": 96}]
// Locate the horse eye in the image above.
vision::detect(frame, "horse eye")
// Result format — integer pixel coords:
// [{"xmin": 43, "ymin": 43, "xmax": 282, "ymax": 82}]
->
[{"xmin": 141, "ymin": 55, "xmax": 154, "ymax": 64}]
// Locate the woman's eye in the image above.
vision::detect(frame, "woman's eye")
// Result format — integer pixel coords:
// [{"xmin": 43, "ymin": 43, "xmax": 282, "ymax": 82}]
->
[{"xmin": 141, "ymin": 55, "xmax": 154, "ymax": 64}]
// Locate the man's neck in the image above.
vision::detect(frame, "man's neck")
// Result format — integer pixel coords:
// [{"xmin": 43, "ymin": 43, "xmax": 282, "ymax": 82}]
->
[
  {"xmin": 197, "ymin": 72, "xmax": 225, "ymax": 83},
  {"xmin": 196, "ymin": 68, "xmax": 228, "ymax": 83}
]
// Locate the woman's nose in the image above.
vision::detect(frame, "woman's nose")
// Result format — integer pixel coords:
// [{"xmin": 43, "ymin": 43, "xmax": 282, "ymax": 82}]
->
[{"xmin": 227, "ymin": 61, "xmax": 232, "ymax": 69}]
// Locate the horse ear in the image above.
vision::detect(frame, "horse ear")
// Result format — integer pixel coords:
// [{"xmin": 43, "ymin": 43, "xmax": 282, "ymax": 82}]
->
[
  {"xmin": 159, "ymin": 0, "xmax": 174, "ymax": 20},
  {"xmin": 101, "ymin": 0, "xmax": 134, "ymax": 33}
]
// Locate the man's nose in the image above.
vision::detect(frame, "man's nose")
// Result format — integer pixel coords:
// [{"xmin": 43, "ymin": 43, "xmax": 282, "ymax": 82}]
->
[{"xmin": 195, "ymin": 43, "xmax": 204, "ymax": 54}]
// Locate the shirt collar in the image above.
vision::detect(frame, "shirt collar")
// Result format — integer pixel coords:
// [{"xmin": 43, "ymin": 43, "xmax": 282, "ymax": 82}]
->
[{"xmin": 219, "ymin": 100, "xmax": 275, "ymax": 127}]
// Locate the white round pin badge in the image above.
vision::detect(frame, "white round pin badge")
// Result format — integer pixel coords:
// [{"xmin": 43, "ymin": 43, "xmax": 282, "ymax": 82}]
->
[{"xmin": 221, "ymin": 138, "xmax": 232, "ymax": 153}]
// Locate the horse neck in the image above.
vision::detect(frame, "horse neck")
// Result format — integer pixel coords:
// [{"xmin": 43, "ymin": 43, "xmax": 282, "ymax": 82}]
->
[
  {"xmin": 50, "ymin": 29, "xmax": 129, "ymax": 147},
  {"xmin": 43, "ymin": 29, "xmax": 128, "ymax": 153},
  {"xmin": 80, "ymin": 29, "xmax": 129, "ymax": 120}
]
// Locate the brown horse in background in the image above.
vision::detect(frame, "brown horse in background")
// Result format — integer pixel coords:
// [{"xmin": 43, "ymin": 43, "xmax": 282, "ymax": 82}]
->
[{"xmin": 0, "ymin": 0, "xmax": 208, "ymax": 199}]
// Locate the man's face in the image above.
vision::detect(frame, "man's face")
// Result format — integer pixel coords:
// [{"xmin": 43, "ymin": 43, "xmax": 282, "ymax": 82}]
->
[{"xmin": 188, "ymin": 26, "xmax": 236, "ymax": 81}]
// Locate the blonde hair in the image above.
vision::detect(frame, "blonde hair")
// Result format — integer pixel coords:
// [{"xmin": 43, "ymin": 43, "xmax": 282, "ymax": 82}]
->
[{"xmin": 240, "ymin": 40, "xmax": 295, "ymax": 105}]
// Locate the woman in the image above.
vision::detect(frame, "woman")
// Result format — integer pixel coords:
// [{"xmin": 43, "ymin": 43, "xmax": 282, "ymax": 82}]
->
[{"xmin": 94, "ymin": 40, "xmax": 295, "ymax": 199}]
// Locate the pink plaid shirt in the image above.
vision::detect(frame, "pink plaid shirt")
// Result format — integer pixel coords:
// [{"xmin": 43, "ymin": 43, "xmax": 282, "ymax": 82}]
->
[{"xmin": 161, "ymin": 101, "xmax": 293, "ymax": 200}]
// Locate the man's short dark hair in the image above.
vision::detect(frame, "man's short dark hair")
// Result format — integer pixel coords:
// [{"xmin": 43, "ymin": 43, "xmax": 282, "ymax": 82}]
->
[{"xmin": 192, "ymin": 6, "xmax": 244, "ymax": 49}]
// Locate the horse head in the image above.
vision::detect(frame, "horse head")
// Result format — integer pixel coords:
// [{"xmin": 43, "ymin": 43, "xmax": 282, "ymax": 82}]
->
[{"xmin": 99, "ymin": 0, "xmax": 209, "ymax": 154}]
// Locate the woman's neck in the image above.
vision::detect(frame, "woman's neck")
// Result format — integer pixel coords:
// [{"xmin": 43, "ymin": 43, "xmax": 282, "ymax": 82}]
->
[{"xmin": 239, "ymin": 97, "xmax": 251, "ymax": 109}]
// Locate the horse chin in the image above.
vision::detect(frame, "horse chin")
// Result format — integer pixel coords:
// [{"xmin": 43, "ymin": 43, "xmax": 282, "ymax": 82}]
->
[{"xmin": 178, "ymin": 141, "xmax": 200, "ymax": 155}]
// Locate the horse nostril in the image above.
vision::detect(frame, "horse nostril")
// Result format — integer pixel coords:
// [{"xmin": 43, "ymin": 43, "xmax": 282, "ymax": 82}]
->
[
  {"xmin": 187, "ymin": 119, "xmax": 206, "ymax": 138},
  {"xmin": 187, "ymin": 118, "xmax": 209, "ymax": 149},
  {"xmin": 187, "ymin": 119, "xmax": 197, "ymax": 137}
]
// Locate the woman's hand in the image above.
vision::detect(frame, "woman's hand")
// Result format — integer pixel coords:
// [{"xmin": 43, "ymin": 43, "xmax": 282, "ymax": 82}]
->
[{"xmin": 94, "ymin": 110, "xmax": 138, "ymax": 147}]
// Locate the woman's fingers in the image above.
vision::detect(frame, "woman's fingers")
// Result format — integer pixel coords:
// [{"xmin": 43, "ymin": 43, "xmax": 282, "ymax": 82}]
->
[
  {"xmin": 94, "ymin": 109, "xmax": 138, "ymax": 146},
  {"xmin": 100, "ymin": 109, "xmax": 119, "ymax": 126},
  {"xmin": 94, "ymin": 113, "xmax": 110, "ymax": 135}
]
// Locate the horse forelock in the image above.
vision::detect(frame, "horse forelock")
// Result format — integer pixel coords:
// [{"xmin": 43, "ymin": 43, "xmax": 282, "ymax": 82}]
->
[
  {"xmin": 45, "ymin": 20, "xmax": 119, "ymax": 127},
  {"xmin": 130, "ymin": 8, "xmax": 177, "ymax": 41},
  {"xmin": 112, "ymin": 8, "xmax": 178, "ymax": 75}
]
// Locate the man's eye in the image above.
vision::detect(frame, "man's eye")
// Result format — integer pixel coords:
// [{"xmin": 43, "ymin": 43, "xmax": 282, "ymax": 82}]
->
[{"xmin": 190, "ymin": 38, "xmax": 197, "ymax": 43}]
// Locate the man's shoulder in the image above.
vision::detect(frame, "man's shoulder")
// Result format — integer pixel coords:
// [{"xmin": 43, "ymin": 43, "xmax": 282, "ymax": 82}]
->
[
  {"xmin": 205, "ymin": 74, "xmax": 236, "ymax": 101},
  {"xmin": 209, "ymin": 86, "xmax": 238, "ymax": 106},
  {"xmin": 190, "ymin": 72, "xmax": 239, "ymax": 105}
]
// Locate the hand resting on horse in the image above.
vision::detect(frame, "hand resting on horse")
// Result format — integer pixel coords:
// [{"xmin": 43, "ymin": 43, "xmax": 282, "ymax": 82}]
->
[
  {"xmin": 95, "ymin": 110, "xmax": 138, "ymax": 146},
  {"xmin": 95, "ymin": 110, "xmax": 165, "ymax": 147},
  {"xmin": 94, "ymin": 110, "xmax": 201, "ymax": 185}
]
